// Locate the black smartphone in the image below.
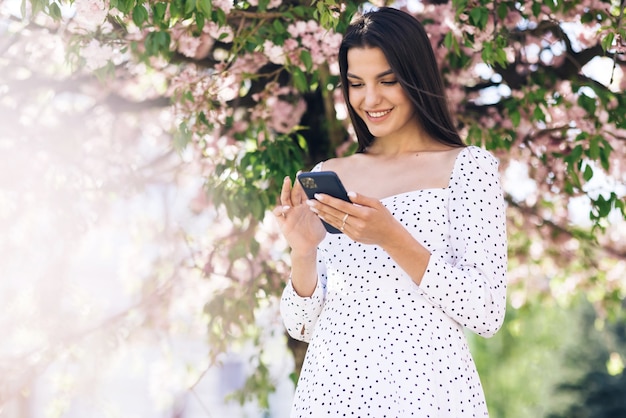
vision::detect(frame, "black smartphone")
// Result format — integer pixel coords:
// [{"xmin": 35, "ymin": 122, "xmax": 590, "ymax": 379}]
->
[{"xmin": 297, "ymin": 171, "xmax": 351, "ymax": 234}]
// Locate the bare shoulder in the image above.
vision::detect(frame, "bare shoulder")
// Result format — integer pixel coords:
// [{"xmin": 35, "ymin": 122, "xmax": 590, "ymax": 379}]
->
[{"xmin": 318, "ymin": 153, "xmax": 365, "ymax": 172}]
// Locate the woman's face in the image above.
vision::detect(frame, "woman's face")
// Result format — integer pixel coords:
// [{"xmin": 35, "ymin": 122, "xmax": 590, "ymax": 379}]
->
[{"xmin": 346, "ymin": 47, "xmax": 418, "ymax": 140}]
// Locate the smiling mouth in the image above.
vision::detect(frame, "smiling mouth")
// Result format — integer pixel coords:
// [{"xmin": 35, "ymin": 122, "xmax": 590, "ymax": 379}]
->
[{"xmin": 366, "ymin": 109, "xmax": 392, "ymax": 118}]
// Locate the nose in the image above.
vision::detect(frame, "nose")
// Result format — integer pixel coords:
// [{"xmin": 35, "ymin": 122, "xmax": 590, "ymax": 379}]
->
[{"xmin": 363, "ymin": 85, "xmax": 382, "ymax": 107}]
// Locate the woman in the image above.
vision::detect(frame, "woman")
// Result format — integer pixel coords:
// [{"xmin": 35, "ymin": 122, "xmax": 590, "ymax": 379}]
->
[{"xmin": 274, "ymin": 7, "xmax": 507, "ymax": 417}]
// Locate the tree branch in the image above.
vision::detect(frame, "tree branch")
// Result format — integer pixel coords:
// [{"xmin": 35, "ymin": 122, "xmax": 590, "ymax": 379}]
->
[{"xmin": 506, "ymin": 195, "xmax": 626, "ymax": 260}]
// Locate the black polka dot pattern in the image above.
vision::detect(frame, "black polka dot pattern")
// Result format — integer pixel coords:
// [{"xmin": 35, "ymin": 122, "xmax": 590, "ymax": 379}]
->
[{"xmin": 280, "ymin": 146, "xmax": 508, "ymax": 417}]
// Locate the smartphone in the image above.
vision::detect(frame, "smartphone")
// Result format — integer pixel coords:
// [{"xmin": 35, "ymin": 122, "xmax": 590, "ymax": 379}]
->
[{"xmin": 297, "ymin": 171, "xmax": 351, "ymax": 234}]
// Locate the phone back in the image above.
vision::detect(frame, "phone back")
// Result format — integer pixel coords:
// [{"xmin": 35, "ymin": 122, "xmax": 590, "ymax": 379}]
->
[{"xmin": 297, "ymin": 171, "xmax": 350, "ymax": 234}]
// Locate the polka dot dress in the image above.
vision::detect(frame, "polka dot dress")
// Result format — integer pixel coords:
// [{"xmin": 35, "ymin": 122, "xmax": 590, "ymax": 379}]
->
[{"xmin": 280, "ymin": 146, "xmax": 508, "ymax": 417}]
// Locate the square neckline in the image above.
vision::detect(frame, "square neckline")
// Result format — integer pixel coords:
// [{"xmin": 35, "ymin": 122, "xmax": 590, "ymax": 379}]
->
[{"xmin": 319, "ymin": 146, "xmax": 471, "ymax": 202}]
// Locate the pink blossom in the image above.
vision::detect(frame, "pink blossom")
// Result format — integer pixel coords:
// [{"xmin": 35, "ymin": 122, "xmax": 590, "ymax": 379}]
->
[
  {"xmin": 446, "ymin": 85, "xmax": 465, "ymax": 109},
  {"xmin": 228, "ymin": 52, "xmax": 269, "ymax": 75},
  {"xmin": 280, "ymin": 20, "xmax": 342, "ymax": 70},
  {"xmin": 263, "ymin": 40, "xmax": 286, "ymax": 65},
  {"xmin": 177, "ymin": 33, "xmax": 201, "ymax": 58},
  {"xmin": 287, "ymin": 20, "xmax": 308, "ymax": 38},
  {"xmin": 80, "ymin": 39, "xmax": 114, "ymax": 70},
  {"xmin": 576, "ymin": 23, "xmax": 602, "ymax": 50},
  {"xmin": 268, "ymin": 98, "xmax": 307, "ymax": 133},
  {"xmin": 204, "ymin": 21, "xmax": 234, "ymax": 43},
  {"xmin": 503, "ymin": 10, "xmax": 523, "ymax": 27},
  {"xmin": 213, "ymin": 0, "xmax": 234, "ymax": 14},
  {"xmin": 72, "ymin": 0, "xmax": 109, "ymax": 32},
  {"xmin": 556, "ymin": 80, "xmax": 573, "ymax": 98}
]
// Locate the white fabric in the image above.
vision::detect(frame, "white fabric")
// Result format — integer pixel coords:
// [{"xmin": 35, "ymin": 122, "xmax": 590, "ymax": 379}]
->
[{"xmin": 280, "ymin": 146, "xmax": 508, "ymax": 417}]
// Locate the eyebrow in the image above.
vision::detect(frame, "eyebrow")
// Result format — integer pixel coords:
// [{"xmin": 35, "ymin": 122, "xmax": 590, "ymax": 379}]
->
[{"xmin": 346, "ymin": 69, "xmax": 394, "ymax": 80}]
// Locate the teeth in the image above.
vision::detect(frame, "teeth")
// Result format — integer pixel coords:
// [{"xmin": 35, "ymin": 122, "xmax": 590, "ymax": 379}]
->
[{"xmin": 368, "ymin": 110, "xmax": 390, "ymax": 118}]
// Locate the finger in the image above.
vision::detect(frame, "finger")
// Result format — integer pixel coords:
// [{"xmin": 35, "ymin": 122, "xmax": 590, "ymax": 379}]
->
[
  {"xmin": 292, "ymin": 174, "xmax": 308, "ymax": 204},
  {"xmin": 280, "ymin": 176, "xmax": 293, "ymax": 206},
  {"xmin": 291, "ymin": 171, "xmax": 304, "ymax": 205},
  {"xmin": 309, "ymin": 196, "xmax": 354, "ymax": 230},
  {"xmin": 345, "ymin": 191, "xmax": 380, "ymax": 207},
  {"xmin": 273, "ymin": 205, "xmax": 291, "ymax": 219},
  {"xmin": 313, "ymin": 193, "xmax": 358, "ymax": 215}
]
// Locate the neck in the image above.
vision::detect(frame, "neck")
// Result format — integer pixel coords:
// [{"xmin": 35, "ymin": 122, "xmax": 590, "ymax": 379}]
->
[{"xmin": 366, "ymin": 136, "xmax": 449, "ymax": 156}]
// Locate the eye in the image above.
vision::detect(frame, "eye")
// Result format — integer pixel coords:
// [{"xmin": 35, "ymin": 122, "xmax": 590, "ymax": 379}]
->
[
  {"xmin": 349, "ymin": 82, "xmax": 364, "ymax": 88},
  {"xmin": 381, "ymin": 80, "xmax": 398, "ymax": 86}
]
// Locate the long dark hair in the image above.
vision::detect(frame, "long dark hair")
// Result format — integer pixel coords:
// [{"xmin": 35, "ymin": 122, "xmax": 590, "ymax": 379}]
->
[{"xmin": 338, "ymin": 7, "xmax": 464, "ymax": 152}]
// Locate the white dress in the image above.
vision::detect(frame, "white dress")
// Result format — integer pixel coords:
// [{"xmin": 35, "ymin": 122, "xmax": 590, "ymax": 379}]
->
[{"xmin": 280, "ymin": 146, "xmax": 508, "ymax": 417}]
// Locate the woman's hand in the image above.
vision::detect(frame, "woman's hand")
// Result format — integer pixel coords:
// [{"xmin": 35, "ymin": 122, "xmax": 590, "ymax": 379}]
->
[
  {"xmin": 307, "ymin": 191, "xmax": 402, "ymax": 247},
  {"xmin": 273, "ymin": 175, "xmax": 326, "ymax": 254}
]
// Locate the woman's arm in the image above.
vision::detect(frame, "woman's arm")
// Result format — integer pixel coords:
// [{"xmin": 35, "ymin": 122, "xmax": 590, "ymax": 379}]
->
[
  {"xmin": 276, "ymin": 163, "xmax": 329, "ymax": 342},
  {"xmin": 279, "ymin": 253, "xmax": 328, "ymax": 342},
  {"xmin": 417, "ymin": 147, "xmax": 508, "ymax": 337},
  {"xmin": 310, "ymin": 147, "xmax": 507, "ymax": 337}
]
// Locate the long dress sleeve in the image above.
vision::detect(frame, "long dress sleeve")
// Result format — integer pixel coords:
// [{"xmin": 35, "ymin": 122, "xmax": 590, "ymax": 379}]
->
[
  {"xmin": 418, "ymin": 146, "xmax": 508, "ymax": 337},
  {"xmin": 279, "ymin": 256, "xmax": 327, "ymax": 342},
  {"xmin": 279, "ymin": 162, "xmax": 327, "ymax": 343}
]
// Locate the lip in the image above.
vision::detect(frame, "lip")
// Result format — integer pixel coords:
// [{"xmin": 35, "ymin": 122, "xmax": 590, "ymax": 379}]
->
[{"xmin": 364, "ymin": 108, "xmax": 392, "ymax": 121}]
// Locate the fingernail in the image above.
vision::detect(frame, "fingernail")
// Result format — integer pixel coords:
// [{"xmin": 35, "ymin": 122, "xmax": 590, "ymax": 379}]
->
[
  {"xmin": 348, "ymin": 191, "xmax": 356, "ymax": 198},
  {"xmin": 314, "ymin": 193, "xmax": 323, "ymax": 201},
  {"xmin": 283, "ymin": 205, "xmax": 290, "ymax": 211}
]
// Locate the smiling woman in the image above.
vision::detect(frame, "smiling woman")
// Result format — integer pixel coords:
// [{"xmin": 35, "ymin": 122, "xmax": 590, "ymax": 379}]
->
[
  {"xmin": 345, "ymin": 48, "xmax": 418, "ymax": 141},
  {"xmin": 274, "ymin": 7, "xmax": 508, "ymax": 417}
]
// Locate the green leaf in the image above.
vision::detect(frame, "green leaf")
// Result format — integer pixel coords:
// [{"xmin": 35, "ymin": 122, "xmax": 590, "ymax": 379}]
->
[
  {"xmin": 588, "ymin": 137, "xmax": 600, "ymax": 160},
  {"xmin": 184, "ymin": 0, "xmax": 196, "ymax": 15},
  {"xmin": 509, "ymin": 107, "xmax": 521, "ymax": 128},
  {"xmin": 144, "ymin": 31, "xmax": 171, "ymax": 57},
  {"xmin": 532, "ymin": 105, "xmax": 545, "ymax": 122},
  {"xmin": 31, "ymin": 0, "xmax": 45, "ymax": 15},
  {"xmin": 214, "ymin": 8, "xmax": 226, "ymax": 25},
  {"xmin": 593, "ymin": 195, "xmax": 612, "ymax": 218},
  {"xmin": 583, "ymin": 164, "xmax": 594, "ymax": 182},
  {"xmin": 599, "ymin": 143, "xmax": 611, "ymax": 171},
  {"xmin": 118, "ymin": 0, "xmax": 135, "ymax": 14},
  {"xmin": 291, "ymin": 67, "xmax": 309, "ymax": 92},
  {"xmin": 601, "ymin": 32, "xmax": 615, "ymax": 52},
  {"xmin": 570, "ymin": 144, "xmax": 583, "ymax": 162},
  {"xmin": 298, "ymin": 134, "xmax": 308, "ymax": 150},
  {"xmin": 170, "ymin": 0, "xmax": 183, "ymax": 19},
  {"xmin": 531, "ymin": 1, "xmax": 542, "ymax": 17},
  {"xmin": 444, "ymin": 31, "xmax": 460, "ymax": 55},
  {"xmin": 152, "ymin": 3, "xmax": 167, "ymax": 26},
  {"xmin": 300, "ymin": 50, "xmax": 313, "ymax": 72},
  {"xmin": 497, "ymin": 2, "xmax": 508, "ymax": 20},
  {"xmin": 469, "ymin": 7, "xmax": 488, "ymax": 29},
  {"xmin": 48, "ymin": 2, "xmax": 62, "ymax": 20},
  {"xmin": 196, "ymin": 0, "xmax": 212, "ymax": 18},
  {"xmin": 132, "ymin": 4, "xmax": 149, "ymax": 27},
  {"xmin": 578, "ymin": 93, "xmax": 597, "ymax": 114},
  {"xmin": 481, "ymin": 41, "xmax": 493, "ymax": 64},
  {"xmin": 272, "ymin": 18, "xmax": 285, "ymax": 34},
  {"xmin": 258, "ymin": 0, "xmax": 269, "ymax": 12},
  {"xmin": 195, "ymin": 12, "xmax": 205, "ymax": 32},
  {"xmin": 173, "ymin": 122, "xmax": 192, "ymax": 152}
]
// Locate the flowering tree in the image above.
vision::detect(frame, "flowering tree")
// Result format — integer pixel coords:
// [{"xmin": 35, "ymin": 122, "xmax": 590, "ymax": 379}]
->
[{"xmin": 1, "ymin": 0, "xmax": 625, "ymax": 414}]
